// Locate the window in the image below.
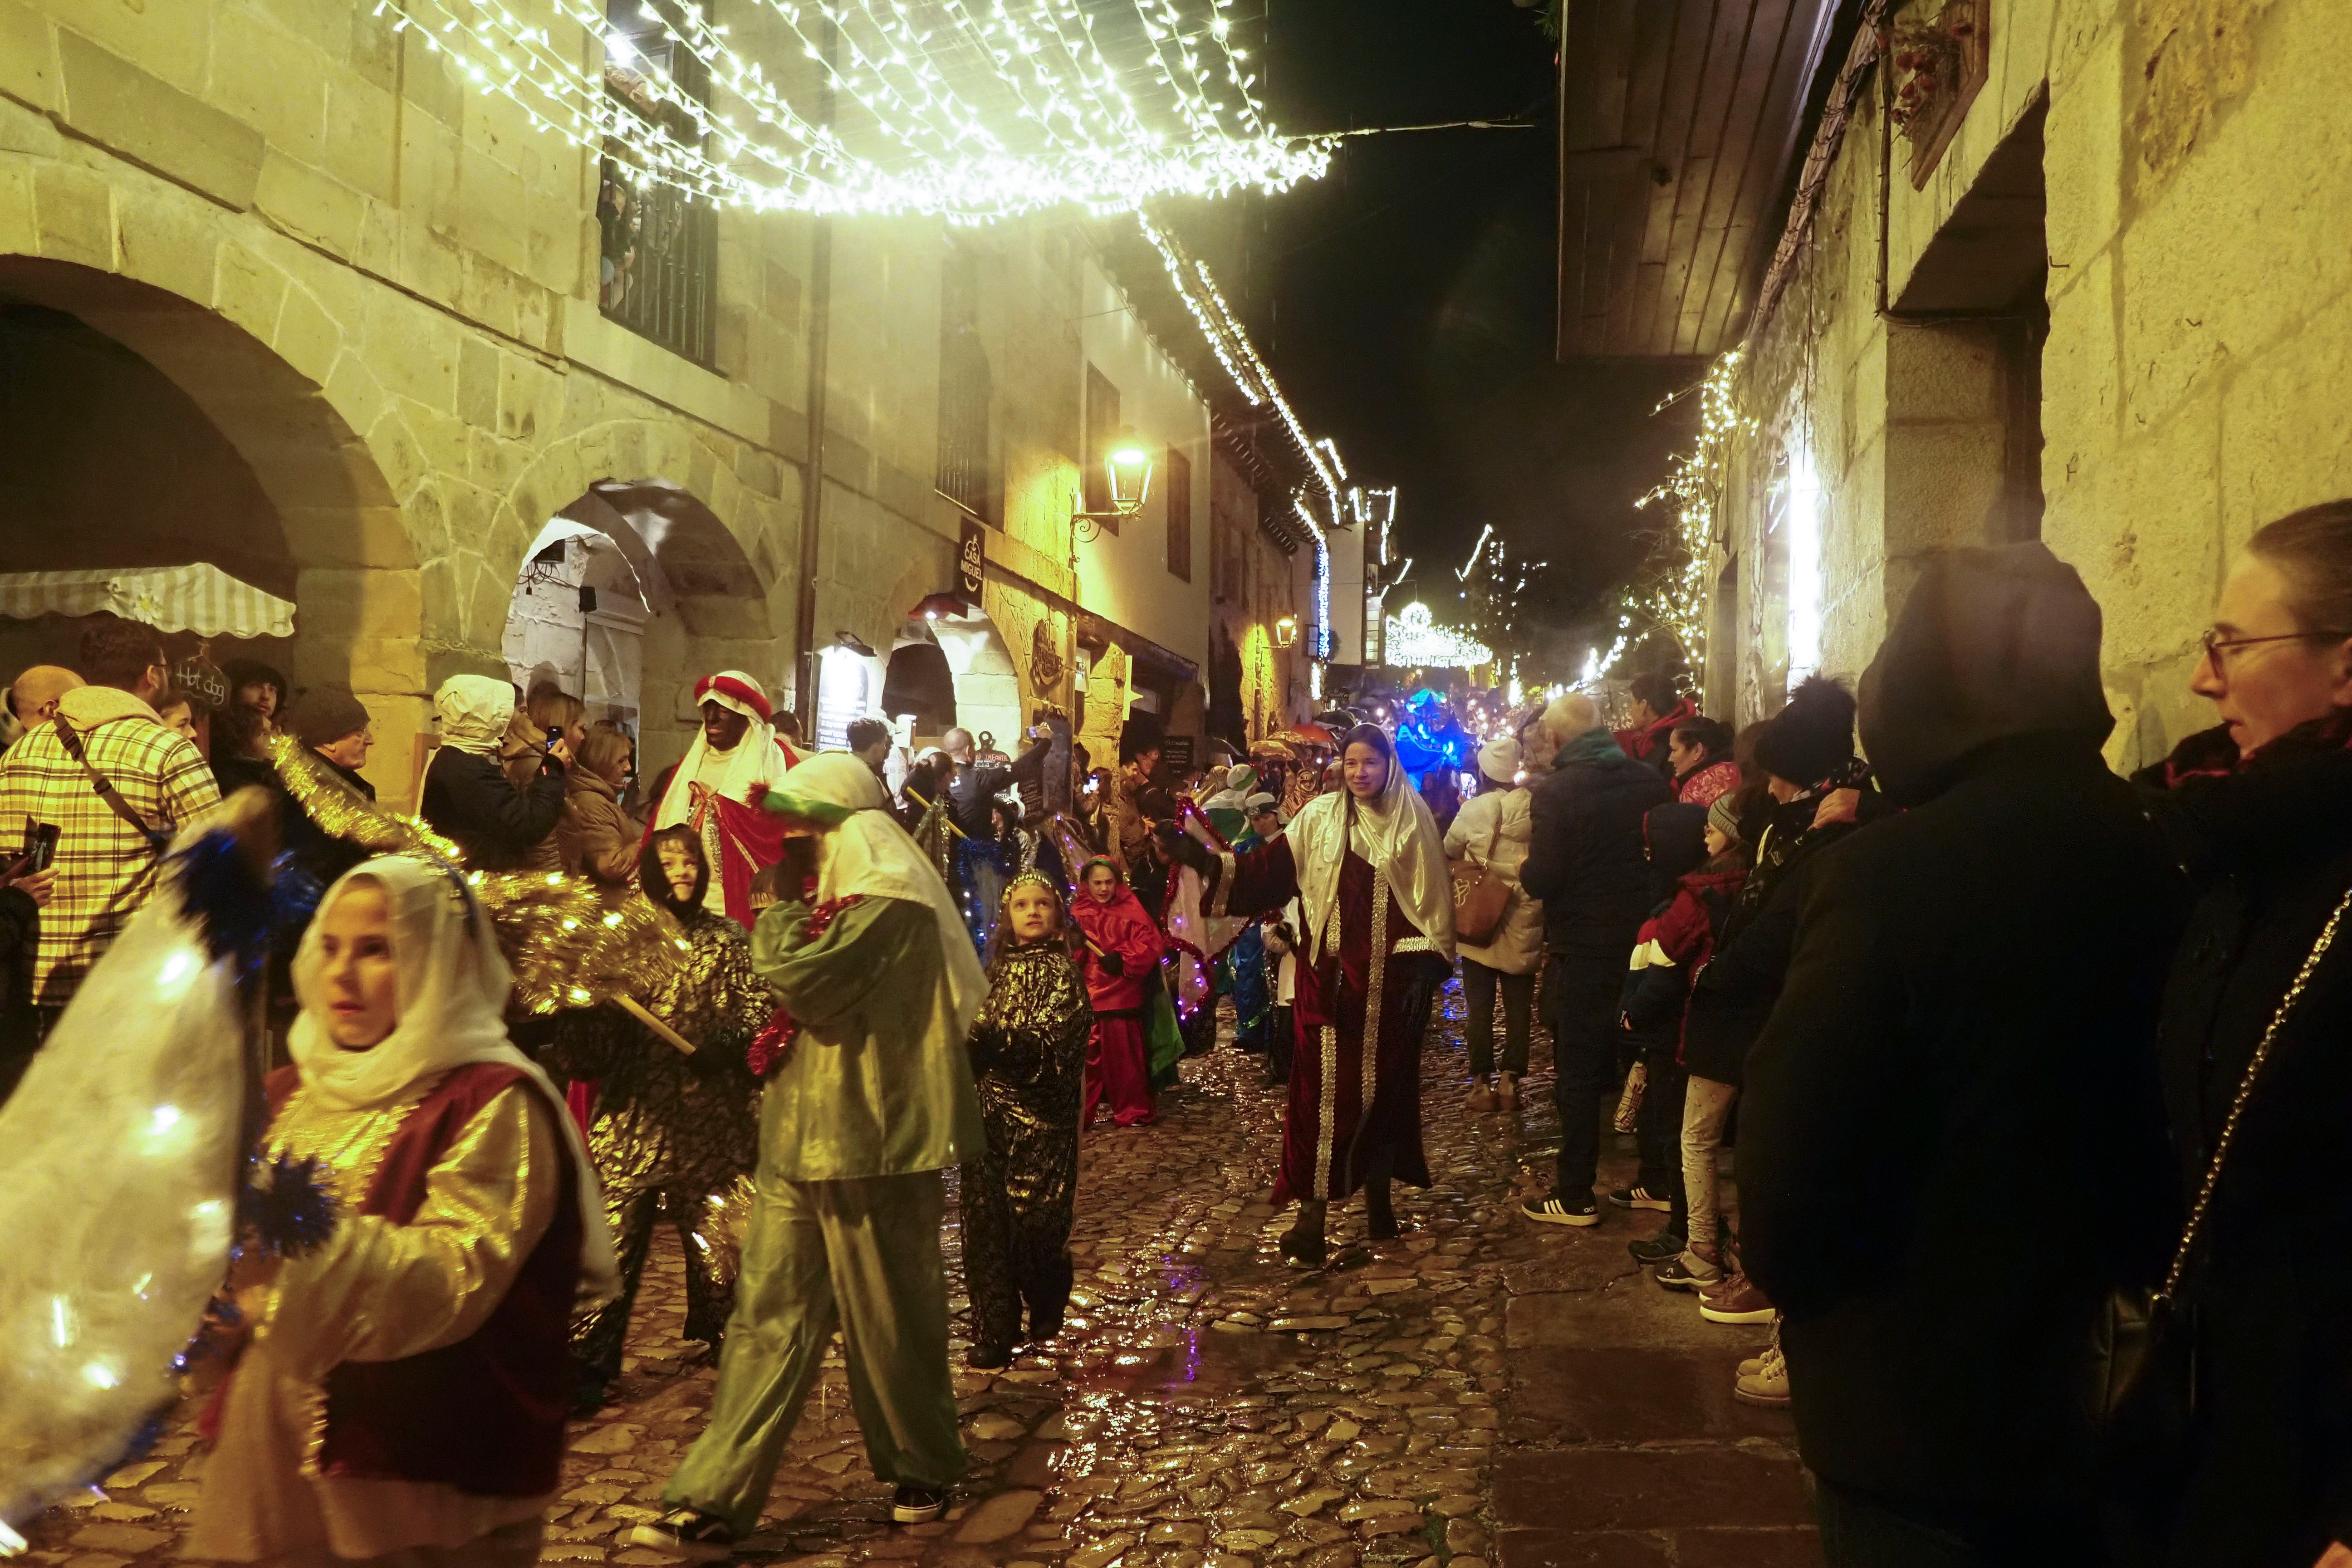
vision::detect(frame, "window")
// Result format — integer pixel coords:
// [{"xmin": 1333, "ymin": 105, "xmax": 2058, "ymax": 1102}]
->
[
  {"xmin": 935, "ymin": 245, "xmax": 995, "ymax": 524},
  {"xmin": 1164, "ymin": 446, "xmax": 1191, "ymax": 580},
  {"xmin": 1083, "ymin": 364, "xmax": 1120, "ymax": 531},
  {"xmin": 598, "ymin": 0, "xmax": 717, "ymax": 365}
]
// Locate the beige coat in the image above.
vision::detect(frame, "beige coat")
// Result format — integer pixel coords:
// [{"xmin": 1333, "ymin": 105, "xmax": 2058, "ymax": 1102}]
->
[
  {"xmin": 559, "ymin": 767, "xmax": 644, "ymax": 887},
  {"xmin": 1443, "ymin": 786, "xmax": 1545, "ymax": 975}
]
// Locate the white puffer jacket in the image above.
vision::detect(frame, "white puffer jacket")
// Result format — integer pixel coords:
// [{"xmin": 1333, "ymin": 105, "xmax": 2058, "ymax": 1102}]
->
[{"xmin": 1443, "ymin": 786, "xmax": 1545, "ymax": 975}]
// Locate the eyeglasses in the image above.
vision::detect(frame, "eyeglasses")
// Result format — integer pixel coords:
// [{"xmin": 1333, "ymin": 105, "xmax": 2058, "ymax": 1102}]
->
[{"xmin": 2200, "ymin": 628, "xmax": 2352, "ymax": 672}]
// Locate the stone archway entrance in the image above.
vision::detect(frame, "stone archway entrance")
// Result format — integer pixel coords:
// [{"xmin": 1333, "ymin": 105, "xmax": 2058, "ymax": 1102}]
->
[
  {"xmin": 0, "ymin": 257, "xmax": 416, "ymax": 792},
  {"xmin": 528, "ymin": 478, "xmax": 775, "ymax": 782},
  {"xmin": 889, "ymin": 606, "xmax": 1021, "ymax": 754}
]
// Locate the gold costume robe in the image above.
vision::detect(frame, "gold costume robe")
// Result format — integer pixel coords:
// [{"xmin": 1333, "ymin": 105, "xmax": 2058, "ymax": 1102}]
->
[{"xmin": 186, "ymin": 1082, "xmax": 561, "ymax": 1568}]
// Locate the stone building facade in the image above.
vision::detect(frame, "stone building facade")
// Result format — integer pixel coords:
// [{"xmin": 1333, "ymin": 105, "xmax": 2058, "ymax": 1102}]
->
[
  {"xmin": 1695, "ymin": 0, "xmax": 2351, "ymax": 771},
  {"xmin": 0, "ymin": 0, "xmax": 1314, "ymax": 804}
]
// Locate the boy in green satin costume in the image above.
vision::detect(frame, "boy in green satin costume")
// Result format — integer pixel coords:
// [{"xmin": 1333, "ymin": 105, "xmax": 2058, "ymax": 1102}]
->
[{"xmin": 632, "ymin": 756, "xmax": 988, "ymax": 1558}]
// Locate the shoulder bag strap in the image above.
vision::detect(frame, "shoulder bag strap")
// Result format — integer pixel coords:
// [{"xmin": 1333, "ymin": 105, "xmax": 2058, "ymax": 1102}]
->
[
  {"xmin": 2159, "ymin": 877, "xmax": 2352, "ymax": 1303},
  {"xmin": 50, "ymin": 714, "xmax": 172, "ymax": 854}
]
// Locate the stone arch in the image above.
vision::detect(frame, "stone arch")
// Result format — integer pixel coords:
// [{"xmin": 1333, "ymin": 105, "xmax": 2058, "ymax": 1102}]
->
[
  {"xmin": 495, "ymin": 436, "xmax": 787, "ymax": 778},
  {"xmin": 0, "ymin": 254, "xmax": 424, "ymax": 792},
  {"xmin": 897, "ymin": 608, "xmax": 1022, "ymax": 754}
]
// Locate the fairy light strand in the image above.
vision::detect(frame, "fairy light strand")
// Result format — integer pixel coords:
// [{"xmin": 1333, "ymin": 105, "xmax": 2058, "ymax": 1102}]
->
[
  {"xmin": 372, "ymin": 0, "xmax": 1329, "ymax": 221},
  {"xmin": 1612, "ymin": 348, "xmax": 1754, "ymax": 673}
]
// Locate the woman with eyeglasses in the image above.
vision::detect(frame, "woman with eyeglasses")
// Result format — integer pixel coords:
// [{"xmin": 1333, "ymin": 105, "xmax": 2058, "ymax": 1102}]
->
[{"xmin": 2118, "ymin": 500, "xmax": 2352, "ymax": 1568}]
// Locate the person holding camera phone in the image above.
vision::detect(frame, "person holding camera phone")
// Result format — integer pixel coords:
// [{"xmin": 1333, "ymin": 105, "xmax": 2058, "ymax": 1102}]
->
[
  {"xmin": 0, "ymin": 847, "xmax": 56, "ymax": 1104},
  {"xmin": 0, "ymin": 616, "xmax": 222, "ymax": 1031},
  {"xmin": 421, "ymin": 675, "xmax": 569, "ymax": 872}
]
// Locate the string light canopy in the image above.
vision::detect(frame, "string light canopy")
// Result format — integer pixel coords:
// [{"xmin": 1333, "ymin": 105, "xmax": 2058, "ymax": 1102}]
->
[
  {"xmin": 375, "ymin": 0, "xmax": 1331, "ymax": 221},
  {"xmin": 1384, "ymin": 602, "xmax": 1492, "ymax": 670}
]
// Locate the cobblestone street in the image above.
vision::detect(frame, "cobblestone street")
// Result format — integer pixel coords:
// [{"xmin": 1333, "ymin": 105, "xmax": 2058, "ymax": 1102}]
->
[{"xmin": 23, "ymin": 986, "xmax": 1818, "ymax": 1568}]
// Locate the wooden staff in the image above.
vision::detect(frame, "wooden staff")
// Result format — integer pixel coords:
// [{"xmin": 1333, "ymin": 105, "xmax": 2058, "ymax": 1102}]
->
[{"xmin": 617, "ymin": 995, "xmax": 696, "ymax": 1055}]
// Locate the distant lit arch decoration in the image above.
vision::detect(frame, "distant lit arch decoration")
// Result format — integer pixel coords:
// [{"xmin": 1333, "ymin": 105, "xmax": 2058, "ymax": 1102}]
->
[{"xmin": 1383, "ymin": 602, "xmax": 1490, "ymax": 670}]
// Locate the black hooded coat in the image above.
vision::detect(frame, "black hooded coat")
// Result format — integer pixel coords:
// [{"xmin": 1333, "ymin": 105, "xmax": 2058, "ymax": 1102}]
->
[{"xmin": 1737, "ymin": 543, "xmax": 2188, "ymax": 1522}]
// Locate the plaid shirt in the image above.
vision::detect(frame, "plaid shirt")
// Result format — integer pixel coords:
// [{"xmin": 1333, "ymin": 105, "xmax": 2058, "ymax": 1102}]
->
[{"xmin": 0, "ymin": 705, "xmax": 221, "ymax": 1005}]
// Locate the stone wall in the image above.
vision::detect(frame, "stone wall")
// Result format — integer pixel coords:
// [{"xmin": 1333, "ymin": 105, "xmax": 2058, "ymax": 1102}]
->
[
  {"xmin": 0, "ymin": 0, "xmax": 1221, "ymax": 807},
  {"xmin": 1706, "ymin": 0, "xmax": 2352, "ymax": 770}
]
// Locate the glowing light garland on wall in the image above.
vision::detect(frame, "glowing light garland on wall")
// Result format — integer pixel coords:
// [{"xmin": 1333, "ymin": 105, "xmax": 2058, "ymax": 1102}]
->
[
  {"xmin": 1384, "ymin": 602, "xmax": 1491, "ymax": 669},
  {"xmin": 373, "ymin": 0, "xmax": 1330, "ymax": 220},
  {"xmin": 1134, "ymin": 209, "xmax": 1338, "ymax": 497},
  {"xmin": 1603, "ymin": 348, "xmax": 1754, "ymax": 675}
]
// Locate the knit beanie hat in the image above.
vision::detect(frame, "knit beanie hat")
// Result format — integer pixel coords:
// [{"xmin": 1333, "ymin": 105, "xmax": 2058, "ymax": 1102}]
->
[
  {"xmin": 1476, "ymin": 735, "xmax": 1522, "ymax": 787},
  {"xmin": 1751, "ymin": 675, "xmax": 1857, "ymax": 789},
  {"xmin": 1707, "ymin": 793, "xmax": 1744, "ymax": 845},
  {"xmin": 288, "ymin": 686, "xmax": 371, "ymax": 749}
]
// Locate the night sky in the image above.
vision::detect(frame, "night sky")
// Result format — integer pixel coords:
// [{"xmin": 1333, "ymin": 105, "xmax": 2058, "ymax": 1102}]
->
[{"xmin": 1216, "ymin": 0, "xmax": 1700, "ymax": 663}]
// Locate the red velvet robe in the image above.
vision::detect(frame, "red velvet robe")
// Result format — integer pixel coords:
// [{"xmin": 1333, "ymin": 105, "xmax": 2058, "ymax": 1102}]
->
[{"xmin": 1212, "ymin": 836, "xmax": 1448, "ymax": 1201}]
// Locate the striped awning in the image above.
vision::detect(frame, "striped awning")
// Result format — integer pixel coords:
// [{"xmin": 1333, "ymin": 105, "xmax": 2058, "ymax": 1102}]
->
[{"xmin": 0, "ymin": 564, "xmax": 295, "ymax": 639}]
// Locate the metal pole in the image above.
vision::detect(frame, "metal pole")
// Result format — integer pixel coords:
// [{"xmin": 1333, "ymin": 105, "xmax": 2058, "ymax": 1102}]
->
[{"xmin": 792, "ymin": 15, "xmax": 837, "ymax": 735}]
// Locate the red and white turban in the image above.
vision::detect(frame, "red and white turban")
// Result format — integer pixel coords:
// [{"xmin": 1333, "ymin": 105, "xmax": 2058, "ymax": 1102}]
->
[
  {"xmin": 695, "ymin": 670, "xmax": 772, "ymax": 724},
  {"xmin": 655, "ymin": 670, "xmax": 794, "ymax": 837}
]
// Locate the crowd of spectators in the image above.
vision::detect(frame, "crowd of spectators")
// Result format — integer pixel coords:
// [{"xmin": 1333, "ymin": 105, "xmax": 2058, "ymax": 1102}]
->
[{"xmin": 1494, "ymin": 505, "xmax": 2352, "ymax": 1567}]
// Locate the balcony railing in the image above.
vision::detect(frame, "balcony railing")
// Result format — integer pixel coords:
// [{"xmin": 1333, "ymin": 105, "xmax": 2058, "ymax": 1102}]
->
[{"xmin": 598, "ymin": 5, "xmax": 716, "ymax": 367}]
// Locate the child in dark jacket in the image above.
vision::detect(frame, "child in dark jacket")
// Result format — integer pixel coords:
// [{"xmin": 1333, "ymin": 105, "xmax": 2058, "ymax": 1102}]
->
[
  {"xmin": 1618, "ymin": 804, "xmax": 1749, "ymax": 1246},
  {"xmin": 1622, "ymin": 796, "xmax": 1747, "ymax": 1284}
]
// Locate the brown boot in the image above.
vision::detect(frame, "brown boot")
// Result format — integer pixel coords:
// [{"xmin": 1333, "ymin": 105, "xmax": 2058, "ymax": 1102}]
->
[
  {"xmin": 1467, "ymin": 1078, "xmax": 1497, "ymax": 1112},
  {"xmin": 1497, "ymin": 1073, "xmax": 1521, "ymax": 1112}
]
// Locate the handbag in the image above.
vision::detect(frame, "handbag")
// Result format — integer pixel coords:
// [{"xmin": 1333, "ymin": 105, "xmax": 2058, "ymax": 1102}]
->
[
  {"xmin": 1448, "ymin": 813, "xmax": 1513, "ymax": 949},
  {"xmin": 2094, "ymin": 878, "xmax": 2352, "ymax": 1460}
]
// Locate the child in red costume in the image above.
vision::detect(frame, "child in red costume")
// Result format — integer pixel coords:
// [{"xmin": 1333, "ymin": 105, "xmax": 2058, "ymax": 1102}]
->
[{"xmin": 1069, "ymin": 857, "xmax": 1166, "ymax": 1127}]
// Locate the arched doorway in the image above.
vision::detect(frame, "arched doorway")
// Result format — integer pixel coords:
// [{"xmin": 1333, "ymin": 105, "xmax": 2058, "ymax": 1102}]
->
[
  {"xmin": 522, "ymin": 477, "xmax": 775, "ymax": 784},
  {"xmin": 0, "ymin": 257, "xmax": 414, "ymax": 792},
  {"xmin": 500, "ymin": 521, "xmax": 652, "ymax": 735},
  {"xmin": 889, "ymin": 606, "xmax": 1020, "ymax": 753}
]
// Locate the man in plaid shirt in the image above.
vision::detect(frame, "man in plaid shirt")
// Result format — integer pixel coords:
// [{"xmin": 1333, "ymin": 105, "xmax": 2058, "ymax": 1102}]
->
[{"xmin": 0, "ymin": 616, "xmax": 221, "ymax": 1014}]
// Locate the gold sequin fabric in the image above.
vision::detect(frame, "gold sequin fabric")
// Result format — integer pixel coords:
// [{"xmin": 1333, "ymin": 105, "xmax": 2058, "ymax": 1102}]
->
[
  {"xmin": 542, "ymin": 908, "xmax": 770, "ymax": 1392},
  {"xmin": 960, "ymin": 937, "xmax": 1090, "ymax": 1349},
  {"xmin": 537, "ymin": 909, "xmax": 766, "ymax": 1200}
]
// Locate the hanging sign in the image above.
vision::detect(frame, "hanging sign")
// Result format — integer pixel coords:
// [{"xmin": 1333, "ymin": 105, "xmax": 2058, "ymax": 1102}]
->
[{"xmin": 958, "ymin": 519, "xmax": 986, "ymax": 601}]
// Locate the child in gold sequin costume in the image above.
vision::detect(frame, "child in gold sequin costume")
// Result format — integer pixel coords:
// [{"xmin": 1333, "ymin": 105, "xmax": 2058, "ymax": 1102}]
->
[
  {"xmin": 536, "ymin": 826, "xmax": 769, "ymax": 1411},
  {"xmin": 960, "ymin": 872, "xmax": 1090, "ymax": 1369},
  {"xmin": 187, "ymin": 856, "xmax": 617, "ymax": 1568}
]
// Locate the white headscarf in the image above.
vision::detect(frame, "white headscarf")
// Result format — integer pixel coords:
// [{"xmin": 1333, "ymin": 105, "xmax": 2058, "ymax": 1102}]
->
[
  {"xmin": 764, "ymin": 754, "xmax": 986, "ymax": 1041},
  {"xmin": 433, "ymin": 675, "xmax": 514, "ymax": 758},
  {"xmin": 653, "ymin": 670, "xmax": 793, "ymax": 830},
  {"xmin": 1284, "ymin": 729, "xmax": 1455, "ymax": 962},
  {"xmin": 289, "ymin": 856, "xmax": 619, "ymax": 1308}
]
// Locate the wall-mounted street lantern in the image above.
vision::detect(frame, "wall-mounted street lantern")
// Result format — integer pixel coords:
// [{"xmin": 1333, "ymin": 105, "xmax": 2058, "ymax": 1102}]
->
[
  {"xmin": 1274, "ymin": 615, "xmax": 1298, "ymax": 648},
  {"xmin": 1075, "ymin": 426, "xmax": 1155, "ymax": 541}
]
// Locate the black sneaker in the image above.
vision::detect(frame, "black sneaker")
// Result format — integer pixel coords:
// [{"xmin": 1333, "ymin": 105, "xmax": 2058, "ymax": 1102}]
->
[
  {"xmin": 1626, "ymin": 1230, "xmax": 1687, "ymax": 1265},
  {"xmin": 628, "ymin": 1507, "xmax": 735, "ymax": 1561},
  {"xmin": 1520, "ymin": 1191, "xmax": 1600, "ymax": 1227},
  {"xmin": 892, "ymin": 1485, "xmax": 949, "ymax": 1525},
  {"xmin": 966, "ymin": 1342, "xmax": 1010, "ymax": 1370},
  {"xmin": 1607, "ymin": 1185, "xmax": 1674, "ymax": 1212},
  {"xmin": 1652, "ymin": 1253, "xmax": 1722, "ymax": 1292}
]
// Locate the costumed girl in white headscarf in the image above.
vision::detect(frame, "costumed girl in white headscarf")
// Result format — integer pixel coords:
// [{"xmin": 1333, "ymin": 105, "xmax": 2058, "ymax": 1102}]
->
[
  {"xmin": 188, "ymin": 855, "xmax": 617, "ymax": 1568},
  {"xmin": 649, "ymin": 671, "xmax": 796, "ymax": 928},
  {"xmin": 634, "ymin": 754, "xmax": 985, "ymax": 1556},
  {"xmin": 1167, "ymin": 724, "xmax": 1455, "ymax": 1266}
]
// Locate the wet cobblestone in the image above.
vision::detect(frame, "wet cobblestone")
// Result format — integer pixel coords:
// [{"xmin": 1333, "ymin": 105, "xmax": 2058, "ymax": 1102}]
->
[{"xmin": 17, "ymin": 983, "xmax": 1818, "ymax": 1568}]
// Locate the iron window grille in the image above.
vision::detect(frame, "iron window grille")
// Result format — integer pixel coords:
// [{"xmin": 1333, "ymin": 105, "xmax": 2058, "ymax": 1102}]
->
[{"xmin": 599, "ymin": 0, "xmax": 717, "ymax": 367}]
